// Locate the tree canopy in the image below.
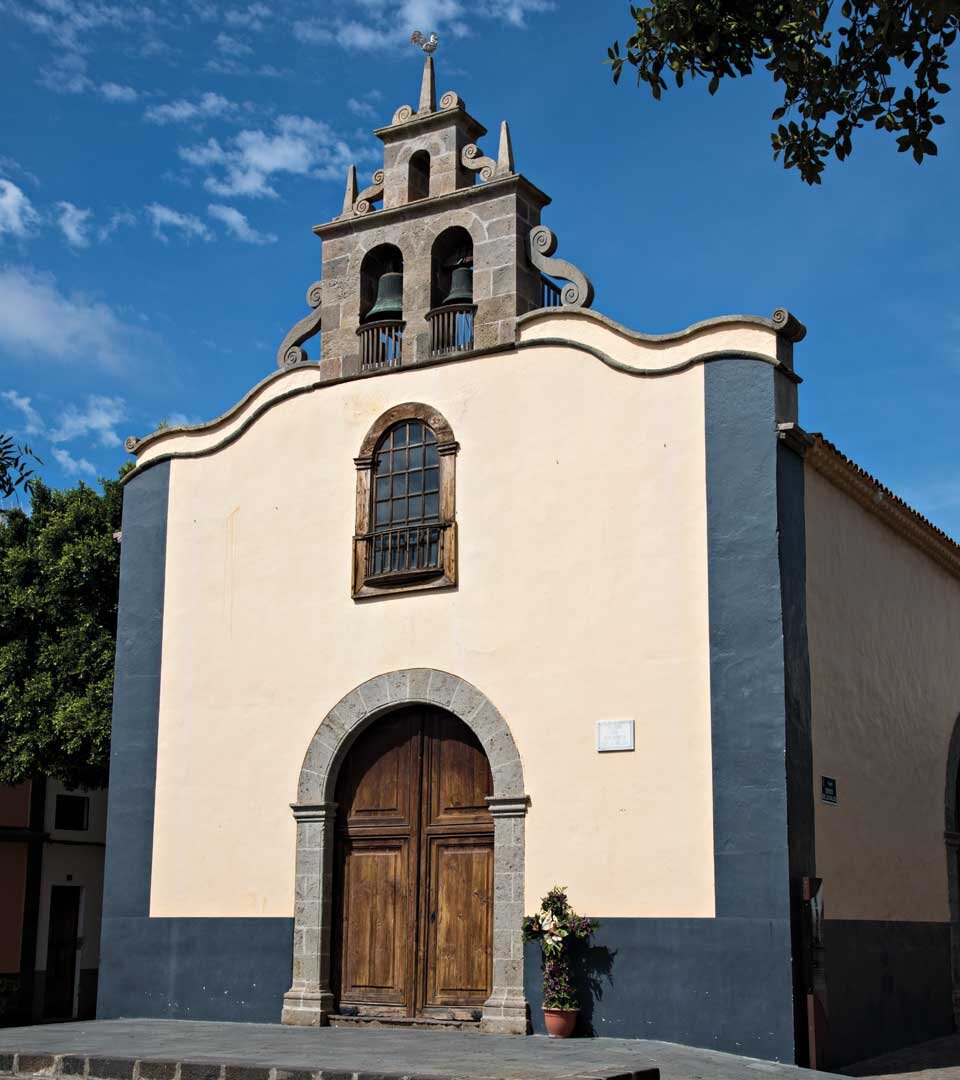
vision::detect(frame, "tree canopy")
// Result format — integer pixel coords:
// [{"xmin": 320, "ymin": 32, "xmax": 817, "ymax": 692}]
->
[
  {"xmin": 609, "ymin": 1, "xmax": 959, "ymax": 184},
  {"xmin": 0, "ymin": 471, "xmax": 125, "ymax": 788}
]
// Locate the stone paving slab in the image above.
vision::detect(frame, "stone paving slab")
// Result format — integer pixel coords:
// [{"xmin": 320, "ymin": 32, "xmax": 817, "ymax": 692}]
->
[
  {"xmin": 0, "ymin": 1020, "xmax": 840, "ymax": 1080},
  {"xmin": 840, "ymin": 1030, "xmax": 960, "ymax": 1078}
]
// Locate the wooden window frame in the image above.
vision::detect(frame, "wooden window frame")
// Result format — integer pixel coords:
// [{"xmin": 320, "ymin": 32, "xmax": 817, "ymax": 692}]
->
[{"xmin": 353, "ymin": 403, "xmax": 458, "ymax": 599}]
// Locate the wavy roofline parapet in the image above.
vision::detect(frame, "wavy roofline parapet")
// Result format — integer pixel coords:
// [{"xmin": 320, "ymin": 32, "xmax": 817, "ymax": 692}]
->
[{"xmin": 122, "ymin": 304, "xmax": 806, "ymax": 479}]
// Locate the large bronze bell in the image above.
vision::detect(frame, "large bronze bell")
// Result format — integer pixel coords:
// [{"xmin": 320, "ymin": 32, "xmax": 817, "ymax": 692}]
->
[
  {"xmin": 366, "ymin": 270, "xmax": 404, "ymax": 321},
  {"xmin": 441, "ymin": 264, "xmax": 473, "ymax": 306}
]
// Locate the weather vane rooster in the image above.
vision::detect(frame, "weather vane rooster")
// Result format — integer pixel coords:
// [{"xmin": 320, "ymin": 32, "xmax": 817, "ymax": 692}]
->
[{"xmin": 410, "ymin": 30, "xmax": 438, "ymax": 53}]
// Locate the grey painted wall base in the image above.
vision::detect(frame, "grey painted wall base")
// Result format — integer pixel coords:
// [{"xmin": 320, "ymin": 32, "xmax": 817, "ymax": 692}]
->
[
  {"xmin": 524, "ymin": 917, "xmax": 794, "ymax": 1062},
  {"xmin": 822, "ymin": 919, "xmax": 953, "ymax": 1068},
  {"xmin": 98, "ymin": 918, "xmax": 293, "ymax": 1023}
]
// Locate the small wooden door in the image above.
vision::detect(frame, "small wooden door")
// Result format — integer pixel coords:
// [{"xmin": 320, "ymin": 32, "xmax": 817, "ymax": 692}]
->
[
  {"xmin": 333, "ymin": 707, "xmax": 493, "ymax": 1019},
  {"xmin": 43, "ymin": 885, "xmax": 82, "ymax": 1019}
]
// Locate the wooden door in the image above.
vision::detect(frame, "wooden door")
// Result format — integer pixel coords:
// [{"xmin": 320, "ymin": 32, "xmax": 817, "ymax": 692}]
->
[
  {"xmin": 333, "ymin": 707, "xmax": 493, "ymax": 1019},
  {"xmin": 43, "ymin": 885, "xmax": 81, "ymax": 1019}
]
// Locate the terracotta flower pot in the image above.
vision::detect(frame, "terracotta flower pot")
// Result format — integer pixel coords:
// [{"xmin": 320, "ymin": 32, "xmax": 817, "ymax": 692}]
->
[{"xmin": 543, "ymin": 1007, "xmax": 578, "ymax": 1038}]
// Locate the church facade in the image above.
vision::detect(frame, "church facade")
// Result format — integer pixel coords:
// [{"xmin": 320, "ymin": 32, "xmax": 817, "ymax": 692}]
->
[{"xmin": 98, "ymin": 57, "xmax": 960, "ymax": 1071}]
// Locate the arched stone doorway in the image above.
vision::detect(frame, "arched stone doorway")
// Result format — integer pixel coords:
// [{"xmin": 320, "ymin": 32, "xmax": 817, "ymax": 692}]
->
[{"xmin": 281, "ymin": 669, "xmax": 529, "ymax": 1034}]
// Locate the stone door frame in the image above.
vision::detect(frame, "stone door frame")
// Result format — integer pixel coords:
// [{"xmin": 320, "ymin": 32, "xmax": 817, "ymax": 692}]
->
[{"xmin": 281, "ymin": 669, "xmax": 529, "ymax": 1034}]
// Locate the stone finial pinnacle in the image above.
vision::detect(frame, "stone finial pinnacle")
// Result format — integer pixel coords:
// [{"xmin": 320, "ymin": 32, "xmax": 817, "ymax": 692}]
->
[
  {"xmin": 342, "ymin": 164, "xmax": 358, "ymax": 215},
  {"xmin": 419, "ymin": 55, "xmax": 437, "ymax": 114},
  {"xmin": 497, "ymin": 120, "xmax": 514, "ymax": 175}
]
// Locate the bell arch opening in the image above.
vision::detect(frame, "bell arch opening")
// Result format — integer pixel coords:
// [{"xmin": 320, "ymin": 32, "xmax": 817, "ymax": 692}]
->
[
  {"xmin": 408, "ymin": 150, "xmax": 431, "ymax": 202},
  {"xmin": 429, "ymin": 227, "xmax": 475, "ymax": 357},
  {"xmin": 281, "ymin": 669, "xmax": 529, "ymax": 1035},
  {"xmin": 359, "ymin": 244, "xmax": 404, "ymax": 370}
]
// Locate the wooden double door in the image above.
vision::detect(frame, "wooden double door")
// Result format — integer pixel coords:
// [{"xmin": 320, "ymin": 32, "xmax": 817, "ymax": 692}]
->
[{"xmin": 333, "ymin": 706, "xmax": 494, "ymax": 1019}]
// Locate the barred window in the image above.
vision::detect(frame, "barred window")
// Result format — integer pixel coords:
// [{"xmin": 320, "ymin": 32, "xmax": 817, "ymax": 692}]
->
[{"xmin": 353, "ymin": 404, "xmax": 458, "ymax": 599}]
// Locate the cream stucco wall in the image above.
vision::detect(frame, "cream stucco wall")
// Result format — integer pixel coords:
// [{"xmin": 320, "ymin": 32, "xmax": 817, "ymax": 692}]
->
[
  {"xmin": 806, "ymin": 466, "xmax": 960, "ymax": 922},
  {"xmin": 146, "ymin": 335, "xmax": 731, "ymax": 921}
]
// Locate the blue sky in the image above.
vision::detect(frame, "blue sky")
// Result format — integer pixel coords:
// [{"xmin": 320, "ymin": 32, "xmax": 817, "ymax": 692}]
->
[{"xmin": 1, "ymin": 1, "xmax": 958, "ymax": 537}]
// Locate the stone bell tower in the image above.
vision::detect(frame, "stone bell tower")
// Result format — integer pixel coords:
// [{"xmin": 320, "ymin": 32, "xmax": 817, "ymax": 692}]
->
[{"xmin": 276, "ymin": 51, "xmax": 594, "ymax": 376}]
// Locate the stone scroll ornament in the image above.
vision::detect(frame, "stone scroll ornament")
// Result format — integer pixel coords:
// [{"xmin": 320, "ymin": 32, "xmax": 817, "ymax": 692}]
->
[
  {"xmin": 462, "ymin": 143, "xmax": 496, "ymax": 182},
  {"xmin": 528, "ymin": 225, "xmax": 595, "ymax": 309},
  {"xmin": 276, "ymin": 281, "xmax": 323, "ymax": 370},
  {"xmin": 353, "ymin": 169, "xmax": 385, "ymax": 216}
]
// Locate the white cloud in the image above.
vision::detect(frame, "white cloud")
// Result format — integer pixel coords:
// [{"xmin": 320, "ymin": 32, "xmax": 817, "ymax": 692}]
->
[
  {"xmin": 214, "ymin": 31, "xmax": 252, "ymax": 56},
  {"xmin": 0, "ymin": 157, "xmax": 40, "ymax": 187},
  {"xmin": 208, "ymin": 203, "xmax": 277, "ymax": 244},
  {"xmin": 99, "ymin": 81, "xmax": 138, "ymax": 103},
  {"xmin": 294, "ymin": 0, "xmax": 551, "ymax": 50},
  {"xmin": 50, "ymin": 395, "xmax": 126, "ymax": 447},
  {"xmin": 0, "ymin": 390, "xmax": 43, "ymax": 435},
  {"xmin": 224, "ymin": 2, "xmax": 271, "ymax": 29},
  {"xmin": 144, "ymin": 91, "xmax": 235, "ymax": 126},
  {"xmin": 347, "ymin": 96, "xmax": 377, "ymax": 119},
  {"xmin": 146, "ymin": 203, "xmax": 212, "ymax": 242},
  {"xmin": 97, "ymin": 210, "xmax": 138, "ymax": 241},
  {"xmin": 0, "ymin": 265, "xmax": 149, "ymax": 371},
  {"xmin": 179, "ymin": 114, "xmax": 363, "ymax": 199},
  {"xmin": 51, "ymin": 447, "xmax": 97, "ymax": 478},
  {"xmin": 56, "ymin": 201, "xmax": 93, "ymax": 248},
  {"xmin": 0, "ymin": 180, "xmax": 41, "ymax": 240},
  {"xmin": 292, "ymin": 19, "xmax": 332, "ymax": 45}
]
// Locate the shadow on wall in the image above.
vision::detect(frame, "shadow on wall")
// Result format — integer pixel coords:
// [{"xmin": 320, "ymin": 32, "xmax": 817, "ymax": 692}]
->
[{"xmin": 572, "ymin": 941, "xmax": 617, "ymax": 1036}]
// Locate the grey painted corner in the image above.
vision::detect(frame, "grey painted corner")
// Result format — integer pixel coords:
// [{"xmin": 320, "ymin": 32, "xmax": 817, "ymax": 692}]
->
[
  {"xmin": 101, "ymin": 461, "xmax": 170, "ymax": 923},
  {"xmin": 703, "ymin": 360, "xmax": 796, "ymax": 1060}
]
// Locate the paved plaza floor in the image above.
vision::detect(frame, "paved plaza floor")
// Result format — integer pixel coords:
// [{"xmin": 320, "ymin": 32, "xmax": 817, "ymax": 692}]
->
[{"xmin": 0, "ymin": 1019, "xmax": 839, "ymax": 1080}]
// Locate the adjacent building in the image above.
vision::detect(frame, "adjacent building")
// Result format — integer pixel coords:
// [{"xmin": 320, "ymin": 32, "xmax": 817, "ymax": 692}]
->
[
  {"xmin": 98, "ymin": 56, "xmax": 960, "ymax": 1071},
  {"xmin": 0, "ymin": 779, "xmax": 106, "ymax": 1025}
]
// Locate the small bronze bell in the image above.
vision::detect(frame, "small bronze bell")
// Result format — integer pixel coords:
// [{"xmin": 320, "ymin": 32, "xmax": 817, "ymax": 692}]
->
[
  {"xmin": 441, "ymin": 264, "xmax": 473, "ymax": 306},
  {"xmin": 366, "ymin": 270, "xmax": 404, "ymax": 321}
]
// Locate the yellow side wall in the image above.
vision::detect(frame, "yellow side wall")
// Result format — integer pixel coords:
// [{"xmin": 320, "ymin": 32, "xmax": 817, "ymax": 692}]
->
[
  {"xmin": 806, "ymin": 466, "xmax": 960, "ymax": 922},
  {"xmin": 148, "ymin": 343, "xmax": 717, "ymax": 920}
]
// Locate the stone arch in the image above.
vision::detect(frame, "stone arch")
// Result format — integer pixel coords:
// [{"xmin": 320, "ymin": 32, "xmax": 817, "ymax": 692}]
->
[
  {"xmin": 357, "ymin": 402, "xmax": 456, "ymax": 459},
  {"xmin": 945, "ymin": 712, "xmax": 960, "ymax": 1027},
  {"xmin": 281, "ymin": 669, "xmax": 529, "ymax": 1034}
]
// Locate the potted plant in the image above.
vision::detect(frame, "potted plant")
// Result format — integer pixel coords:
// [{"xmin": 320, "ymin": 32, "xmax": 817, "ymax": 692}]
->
[{"xmin": 523, "ymin": 885, "xmax": 598, "ymax": 1038}]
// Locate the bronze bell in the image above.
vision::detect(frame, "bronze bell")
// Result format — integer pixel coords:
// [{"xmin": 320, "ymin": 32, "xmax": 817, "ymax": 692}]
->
[
  {"xmin": 366, "ymin": 270, "xmax": 403, "ymax": 321},
  {"xmin": 441, "ymin": 264, "xmax": 473, "ymax": 306}
]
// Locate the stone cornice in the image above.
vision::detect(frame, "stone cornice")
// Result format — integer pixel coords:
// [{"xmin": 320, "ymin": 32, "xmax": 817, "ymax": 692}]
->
[
  {"xmin": 804, "ymin": 430, "xmax": 960, "ymax": 582},
  {"xmin": 313, "ymin": 173, "xmax": 551, "ymax": 238},
  {"xmin": 373, "ymin": 105, "xmax": 487, "ymax": 144}
]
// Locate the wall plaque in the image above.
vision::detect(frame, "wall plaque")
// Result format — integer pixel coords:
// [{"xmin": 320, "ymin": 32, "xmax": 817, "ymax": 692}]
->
[
  {"xmin": 596, "ymin": 718, "xmax": 635, "ymax": 753},
  {"xmin": 821, "ymin": 776, "xmax": 838, "ymax": 805}
]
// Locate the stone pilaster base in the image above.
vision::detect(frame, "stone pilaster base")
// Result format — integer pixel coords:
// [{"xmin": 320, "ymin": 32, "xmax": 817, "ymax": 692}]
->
[
  {"xmin": 281, "ymin": 987, "xmax": 333, "ymax": 1026},
  {"xmin": 480, "ymin": 994, "xmax": 529, "ymax": 1035}
]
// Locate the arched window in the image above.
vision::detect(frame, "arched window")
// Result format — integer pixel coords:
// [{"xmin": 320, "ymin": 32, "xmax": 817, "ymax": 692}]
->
[
  {"xmin": 408, "ymin": 150, "xmax": 431, "ymax": 202},
  {"xmin": 429, "ymin": 226, "xmax": 475, "ymax": 358},
  {"xmin": 353, "ymin": 404, "xmax": 458, "ymax": 598},
  {"xmin": 358, "ymin": 244, "xmax": 404, "ymax": 371}
]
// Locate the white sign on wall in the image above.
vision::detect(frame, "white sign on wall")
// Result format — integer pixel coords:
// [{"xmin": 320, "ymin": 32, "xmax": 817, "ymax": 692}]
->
[{"xmin": 596, "ymin": 718, "xmax": 635, "ymax": 753}]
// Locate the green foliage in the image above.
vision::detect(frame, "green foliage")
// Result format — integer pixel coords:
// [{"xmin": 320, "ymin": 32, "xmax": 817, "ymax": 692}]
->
[
  {"xmin": 609, "ymin": 1, "xmax": 958, "ymax": 184},
  {"xmin": 0, "ymin": 471, "xmax": 125, "ymax": 787},
  {"xmin": 0, "ymin": 434, "xmax": 40, "ymax": 501},
  {"xmin": 523, "ymin": 886, "xmax": 598, "ymax": 1011}
]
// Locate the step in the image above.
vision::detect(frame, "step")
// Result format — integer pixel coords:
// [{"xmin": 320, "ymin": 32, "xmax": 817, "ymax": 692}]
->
[
  {"xmin": 0, "ymin": 1052, "xmax": 658, "ymax": 1080},
  {"xmin": 328, "ymin": 1015, "xmax": 480, "ymax": 1031}
]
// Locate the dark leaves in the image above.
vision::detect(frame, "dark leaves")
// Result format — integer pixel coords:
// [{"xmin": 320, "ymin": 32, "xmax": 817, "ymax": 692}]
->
[{"xmin": 608, "ymin": 0, "xmax": 959, "ymax": 184}]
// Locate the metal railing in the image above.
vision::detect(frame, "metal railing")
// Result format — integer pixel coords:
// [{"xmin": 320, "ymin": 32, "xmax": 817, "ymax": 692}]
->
[
  {"xmin": 427, "ymin": 304, "xmax": 476, "ymax": 358},
  {"xmin": 540, "ymin": 276, "xmax": 562, "ymax": 308},
  {"xmin": 357, "ymin": 319, "xmax": 404, "ymax": 371},
  {"xmin": 360, "ymin": 522, "xmax": 449, "ymax": 581}
]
